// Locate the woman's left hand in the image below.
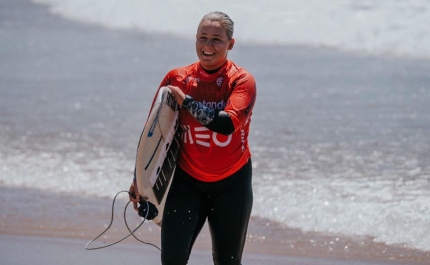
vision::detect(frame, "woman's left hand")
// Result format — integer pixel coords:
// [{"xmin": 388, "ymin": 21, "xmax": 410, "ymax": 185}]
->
[{"xmin": 167, "ymin": 85, "xmax": 185, "ymax": 106}]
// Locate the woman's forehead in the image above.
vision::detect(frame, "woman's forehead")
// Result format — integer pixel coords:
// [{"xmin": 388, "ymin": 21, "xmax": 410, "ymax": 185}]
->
[{"xmin": 197, "ymin": 20, "xmax": 226, "ymax": 36}]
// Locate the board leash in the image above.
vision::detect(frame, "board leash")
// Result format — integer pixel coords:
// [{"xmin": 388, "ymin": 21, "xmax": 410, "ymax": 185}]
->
[{"xmin": 84, "ymin": 190, "xmax": 161, "ymax": 251}]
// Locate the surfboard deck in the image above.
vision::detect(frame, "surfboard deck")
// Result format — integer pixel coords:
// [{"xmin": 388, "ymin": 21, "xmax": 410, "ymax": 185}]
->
[{"xmin": 135, "ymin": 86, "xmax": 180, "ymax": 225}]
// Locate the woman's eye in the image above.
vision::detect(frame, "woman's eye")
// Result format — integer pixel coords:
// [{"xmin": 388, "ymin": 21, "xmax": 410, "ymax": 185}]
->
[{"xmin": 197, "ymin": 37, "xmax": 223, "ymax": 45}]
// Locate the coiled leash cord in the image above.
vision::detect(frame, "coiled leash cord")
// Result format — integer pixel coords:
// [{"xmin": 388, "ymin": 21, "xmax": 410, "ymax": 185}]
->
[{"xmin": 85, "ymin": 190, "xmax": 161, "ymax": 251}]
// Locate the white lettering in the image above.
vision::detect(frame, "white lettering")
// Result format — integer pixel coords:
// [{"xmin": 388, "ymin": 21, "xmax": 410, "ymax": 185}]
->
[
  {"xmin": 180, "ymin": 125, "xmax": 233, "ymax": 148},
  {"xmin": 201, "ymin": 100, "xmax": 226, "ymax": 110},
  {"xmin": 213, "ymin": 132, "xmax": 232, "ymax": 147},
  {"xmin": 181, "ymin": 125, "xmax": 193, "ymax": 144}
]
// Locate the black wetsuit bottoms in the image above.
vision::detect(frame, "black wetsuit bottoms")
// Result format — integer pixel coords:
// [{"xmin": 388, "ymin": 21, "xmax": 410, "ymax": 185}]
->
[{"xmin": 161, "ymin": 158, "xmax": 253, "ymax": 265}]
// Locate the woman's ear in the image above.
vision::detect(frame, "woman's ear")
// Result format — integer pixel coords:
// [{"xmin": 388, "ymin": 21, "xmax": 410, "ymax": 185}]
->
[{"xmin": 228, "ymin": 38, "xmax": 235, "ymax": 50}]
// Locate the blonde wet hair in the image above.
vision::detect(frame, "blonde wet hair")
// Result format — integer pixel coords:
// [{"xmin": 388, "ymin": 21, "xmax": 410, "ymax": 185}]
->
[{"xmin": 199, "ymin": 11, "xmax": 234, "ymax": 40}]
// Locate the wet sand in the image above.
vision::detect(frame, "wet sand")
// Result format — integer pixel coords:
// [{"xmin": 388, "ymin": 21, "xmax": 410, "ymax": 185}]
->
[
  {"xmin": 1, "ymin": 186, "xmax": 429, "ymax": 264},
  {"xmin": 1, "ymin": 0, "xmax": 430, "ymax": 264}
]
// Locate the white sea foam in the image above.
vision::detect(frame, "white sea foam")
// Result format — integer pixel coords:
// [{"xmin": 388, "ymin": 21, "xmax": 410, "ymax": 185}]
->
[
  {"xmin": 4, "ymin": 0, "xmax": 428, "ymax": 253},
  {"xmin": 1, "ymin": 134, "xmax": 429, "ymax": 251},
  {"xmin": 252, "ymin": 144, "xmax": 430, "ymax": 252},
  {"xmin": 32, "ymin": 0, "xmax": 430, "ymax": 58}
]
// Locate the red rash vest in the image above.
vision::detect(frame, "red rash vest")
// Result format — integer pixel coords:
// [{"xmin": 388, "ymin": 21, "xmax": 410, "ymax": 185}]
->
[{"xmin": 152, "ymin": 60, "xmax": 256, "ymax": 182}]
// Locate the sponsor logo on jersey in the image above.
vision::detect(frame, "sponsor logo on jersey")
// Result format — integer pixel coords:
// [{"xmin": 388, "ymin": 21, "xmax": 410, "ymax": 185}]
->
[
  {"xmin": 185, "ymin": 76, "xmax": 200, "ymax": 83},
  {"xmin": 179, "ymin": 125, "xmax": 247, "ymax": 153},
  {"xmin": 180, "ymin": 125, "xmax": 232, "ymax": 148},
  {"xmin": 216, "ymin": 77, "xmax": 224, "ymax": 86},
  {"xmin": 201, "ymin": 100, "xmax": 226, "ymax": 110}
]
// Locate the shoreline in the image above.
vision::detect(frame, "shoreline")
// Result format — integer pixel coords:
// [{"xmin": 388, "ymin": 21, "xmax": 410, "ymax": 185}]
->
[
  {"xmin": 1, "ymin": 186, "xmax": 429, "ymax": 264},
  {"xmin": 2, "ymin": 1, "xmax": 430, "ymax": 264}
]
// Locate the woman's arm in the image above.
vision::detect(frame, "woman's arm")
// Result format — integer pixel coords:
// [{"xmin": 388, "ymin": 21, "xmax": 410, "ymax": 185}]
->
[{"xmin": 168, "ymin": 86, "xmax": 235, "ymax": 135}]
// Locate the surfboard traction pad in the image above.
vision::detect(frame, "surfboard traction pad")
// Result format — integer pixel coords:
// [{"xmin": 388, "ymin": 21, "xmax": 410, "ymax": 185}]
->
[
  {"xmin": 151, "ymin": 128, "xmax": 180, "ymax": 204},
  {"xmin": 135, "ymin": 87, "xmax": 180, "ymax": 224}
]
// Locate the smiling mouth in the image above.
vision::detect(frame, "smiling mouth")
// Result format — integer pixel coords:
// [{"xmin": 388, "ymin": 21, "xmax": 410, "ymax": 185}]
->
[{"xmin": 202, "ymin": 51, "xmax": 214, "ymax": 56}]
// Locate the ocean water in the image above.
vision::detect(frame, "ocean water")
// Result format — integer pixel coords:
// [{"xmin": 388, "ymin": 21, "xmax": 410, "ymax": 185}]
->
[
  {"xmin": 1, "ymin": 0, "xmax": 430, "ymax": 253},
  {"xmin": 32, "ymin": 0, "xmax": 430, "ymax": 58}
]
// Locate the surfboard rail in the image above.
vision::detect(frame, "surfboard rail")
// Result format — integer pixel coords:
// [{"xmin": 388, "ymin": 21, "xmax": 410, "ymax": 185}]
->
[{"xmin": 135, "ymin": 86, "xmax": 180, "ymax": 225}]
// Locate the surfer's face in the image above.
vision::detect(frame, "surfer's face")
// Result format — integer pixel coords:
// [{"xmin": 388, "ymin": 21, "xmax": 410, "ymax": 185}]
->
[{"xmin": 195, "ymin": 20, "xmax": 235, "ymax": 71}]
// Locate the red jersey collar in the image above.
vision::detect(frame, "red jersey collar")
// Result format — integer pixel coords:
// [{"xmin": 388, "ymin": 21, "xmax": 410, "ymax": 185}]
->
[{"xmin": 196, "ymin": 60, "xmax": 230, "ymax": 80}]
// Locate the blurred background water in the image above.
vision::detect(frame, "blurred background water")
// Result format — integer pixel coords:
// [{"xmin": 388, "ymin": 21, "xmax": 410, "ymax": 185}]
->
[{"xmin": 1, "ymin": 0, "xmax": 429, "ymax": 252}]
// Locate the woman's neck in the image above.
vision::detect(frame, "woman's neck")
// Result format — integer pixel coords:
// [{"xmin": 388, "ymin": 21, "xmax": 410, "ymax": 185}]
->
[{"xmin": 200, "ymin": 61, "xmax": 227, "ymax": 74}]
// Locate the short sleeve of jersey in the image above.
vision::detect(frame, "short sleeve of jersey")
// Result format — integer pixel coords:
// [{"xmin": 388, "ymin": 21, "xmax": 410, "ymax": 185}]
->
[
  {"xmin": 159, "ymin": 68, "xmax": 190, "ymax": 87},
  {"xmin": 146, "ymin": 68, "xmax": 187, "ymax": 114}
]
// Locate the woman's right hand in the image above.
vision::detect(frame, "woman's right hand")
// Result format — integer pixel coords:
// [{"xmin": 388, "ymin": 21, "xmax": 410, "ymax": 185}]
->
[
  {"xmin": 167, "ymin": 85, "xmax": 185, "ymax": 106},
  {"xmin": 129, "ymin": 181, "xmax": 141, "ymax": 212}
]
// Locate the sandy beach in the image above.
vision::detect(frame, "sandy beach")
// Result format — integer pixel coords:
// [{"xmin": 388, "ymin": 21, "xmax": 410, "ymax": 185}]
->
[
  {"xmin": 1, "ymin": 186, "xmax": 429, "ymax": 264},
  {"xmin": 1, "ymin": 0, "xmax": 430, "ymax": 264}
]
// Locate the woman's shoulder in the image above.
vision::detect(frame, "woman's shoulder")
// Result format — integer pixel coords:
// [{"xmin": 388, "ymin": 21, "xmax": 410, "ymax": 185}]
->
[
  {"xmin": 226, "ymin": 60, "xmax": 254, "ymax": 78},
  {"xmin": 166, "ymin": 62, "xmax": 198, "ymax": 77},
  {"xmin": 226, "ymin": 61, "xmax": 255, "ymax": 84}
]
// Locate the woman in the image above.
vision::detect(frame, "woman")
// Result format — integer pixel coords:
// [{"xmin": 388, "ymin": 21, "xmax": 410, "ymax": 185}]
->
[{"xmin": 129, "ymin": 11, "xmax": 256, "ymax": 265}]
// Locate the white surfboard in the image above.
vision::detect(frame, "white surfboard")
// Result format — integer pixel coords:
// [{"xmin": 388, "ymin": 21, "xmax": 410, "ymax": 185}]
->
[{"xmin": 135, "ymin": 86, "xmax": 180, "ymax": 225}]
